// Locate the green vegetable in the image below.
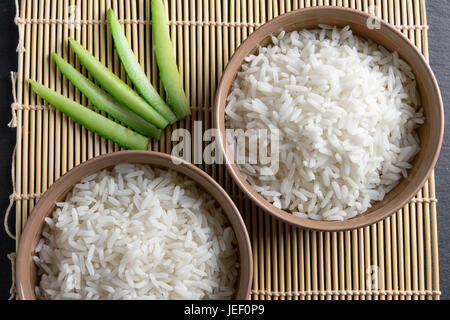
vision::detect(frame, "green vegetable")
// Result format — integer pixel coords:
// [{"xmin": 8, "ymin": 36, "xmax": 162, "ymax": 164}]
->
[
  {"xmin": 28, "ymin": 79, "xmax": 149, "ymax": 150},
  {"xmin": 107, "ymin": 8, "xmax": 177, "ymax": 124},
  {"xmin": 151, "ymin": 0, "xmax": 190, "ymax": 120},
  {"xmin": 68, "ymin": 37, "xmax": 169, "ymax": 130},
  {"xmin": 52, "ymin": 53, "xmax": 161, "ymax": 140}
]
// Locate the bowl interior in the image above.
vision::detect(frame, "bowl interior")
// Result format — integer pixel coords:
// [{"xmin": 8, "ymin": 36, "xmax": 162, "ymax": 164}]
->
[
  {"xmin": 215, "ymin": 7, "xmax": 444, "ymax": 231},
  {"xmin": 16, "ymin": 151, "xmax": 252, "ymax": 300}
]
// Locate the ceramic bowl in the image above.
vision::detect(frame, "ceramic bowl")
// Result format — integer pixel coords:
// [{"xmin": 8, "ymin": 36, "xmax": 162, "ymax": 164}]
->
[
  {"xmin": 214, "ymin": 7, "xmax": 444, "ymax": 231},
  {"xmin": 16, "ymin": 151, "xmax": 253, "ymax": 299}
]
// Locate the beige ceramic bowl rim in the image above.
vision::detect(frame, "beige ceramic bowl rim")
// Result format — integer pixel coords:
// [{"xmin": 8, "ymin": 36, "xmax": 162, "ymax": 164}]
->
[
  {"xmin": 16, "ymin": 150, "xmax": 253, "ymax": 300},
  {"xmin": 214, "ymin": 6, "xmax": 444, "ymax": 232}
]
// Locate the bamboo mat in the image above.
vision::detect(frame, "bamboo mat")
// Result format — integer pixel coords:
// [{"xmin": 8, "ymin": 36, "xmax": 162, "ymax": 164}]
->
[{"xmin": 6, "ymin": 0, "xmax": 440, "ymax": 300}]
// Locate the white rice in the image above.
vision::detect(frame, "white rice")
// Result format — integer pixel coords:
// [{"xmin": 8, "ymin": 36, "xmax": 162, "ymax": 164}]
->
[
  {"xmin": 225, "ymin": 26, "xmax": 424, "ymax": 221},
  {"xmin": 34, "ymin": 164, "xmax": 239, "ymax": 300}
]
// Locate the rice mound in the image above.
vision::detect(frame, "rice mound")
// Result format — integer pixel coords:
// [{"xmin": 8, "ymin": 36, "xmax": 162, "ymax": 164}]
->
[
  {"xmin": 34, "ymin": 164, "xmax": 239, "ymax": 300},
  {"xmin": 225, "ymin": 25, "xmax": 425, "ymax": 221}
]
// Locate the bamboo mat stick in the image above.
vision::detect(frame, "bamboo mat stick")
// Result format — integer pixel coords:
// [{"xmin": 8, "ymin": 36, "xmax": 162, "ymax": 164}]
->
[
  {"xmin": 414, "ymin": 0, "xmax": 422, "ymax": 52},
  {"xmin": 147, "ymin": 0, "xmax": 156, "ymax": 151},
  {"xmin": 417, "ymin": 188, "xmax": 425, "ymax": 300},
  {"xmin": 197, "ymin": 1, "xmax": 204, "ymax": 106},
  {"xmin": 292, "ymin": 227, "xmax": 299, "ymax": 300},
  {"xmin": 384, "ymin": 218, "xmax": 393, "ymax": 300},
  {"xmin": 29, "ymin": 0, "xmax": 37, "ymax": 219},
  {"xmin": 344, "ymin": 231, "xmax": 351, "ymax": 300},
  {"xmin": 252, "ymin": 203, "xmax": 260, "ymax": 300},
  {"xmin": 273, "ymin": 0, "xmax": 279, "ymax": 17},
  {"xmin": 429, "ymin": 173, "xmax": 440, "ymax": 300},
  {"xmin": 73, "ymin": 0, "xmax": 82, "ymax": 165},
  {"xmin": 318, "ymin": 232, "xmax": 325, "ymax": 300},
  {"xmin": 377, "ymin": 222, "xmax": 385, "ymax": 300},
  {"xmin": 364, "ymin": 226, "xmax": 371, "ymax": 300},
  {"xmin": 398, "ymin": 209, "xmax": 406, "ymax": 300},
  {"xmin": 298, "ymin": 229, "xmax": 305, "ymax": 300},
  {"xmin": 371, "ymin": 224, "xmax": 378, "ymax": 300},
  {"xmin": 404, "ymin": 205, "xmax": 412, "ymax": 300},
  {"xmin": 137, "ymin": 0, "xmax": 145, "ymax": 100},
  {"xmin": 34, "ymin": 0, "xmax": 44, "ymax": 217},
  {"xmin": 304, "ymin": 230, "xmax": 311, "ymax": 300},
  {"xmin": 61, "ymin": 0, "xmax": 69, "ymax": 177},
  {"xmin": 222, "ymin": 0, "xmax": 229, "ymax": 68},
  {"xmin": 351, "ymin": 230, "xmax": 358, "ymax": 300},
  {"xmin": 311, "ymin": 231, "xmax": 318, "ymax": 300},
  {"xmin": 278, "ymin": 222, "xmax": 286, "ymax": 300},
  {"xmin": 70, "ymin": 0, "xmax": 77, "ymax": 156},
  {"xmin": 285, "ymin": 225, "xmax": 293, "ymax": 300},
  {"xmin": 211, "ymin": 0, "xmax": 220, "ymax": 180},
  {"xmin": 66, "ymin": 0, "xmax": 74, "ymax": 171},
  {"xmin": 263, "ymin": 130, "xmax": 272, "ymax": 285},
  {"xmin": 215, "ymin": 0, "xmax": 224, "ymax": 88},
  {"xmin": 41, "ymin": 0, "xmax": 50, "ymax": 196},
  {"xmin": 392, "ymin": 213, "xmax": 400, "ymax": 299},
  {"xmin": 325, "ymin": 232, "xmax": 332, "ymax": 300},
  {"xmin": 21, "ymin": 0, "xmax": 31, "ymax": 232},
  {"xmin": 48, "ymin": 0, "xmax": 57, "ymax": 185},
  {"xmin": 86, "ymin": 0, "xmax": 97, "ymax": 158},
  {"xmin": 271, "ymin": 218, "xmax": 279, "ymax": 300},
  {"xmin": 406, "ymin": 0, "xmax": 415, "ymax": 42},
  {"xmin": 98, "ymin": 0, "xmax": 106, "ymax": 151},
  {"xmin": 420, "ymin": 0, "xmax": 439, "ymax": 301},
  {"xmin": 358, "ymin": 228, "xmax": 364, "ymax": 300},
  {"xmin": 336, "ymin": 232, "xmax": 343, "ymax": 300},
  {"xmin": 80, "ymin": 0, "xmax": 88, "ymax": 162},
  {"xmin": 107, "ymin": 0, "xmax": 117, "ymax": 153},
  {"xmin": 263, "ymin": 215, "xmax": 272, "ymax": 301},
  {"xmin": 68, "ymin": 0, "xmax": 76, "ymax": 163},
  {"xmin": 420, "ymin": 4, "xmax": 432, "ymax": 300},
  {"xmin": 86, "ymin": 0, "xmax": 94, "ymax": 159},
  {"xmin": 410, "ymin": 201, "xmax": 419, "ymax": 300},
  {"xmin": 423, "ymin": 179, "xmax": 432, "ymax": 300}
]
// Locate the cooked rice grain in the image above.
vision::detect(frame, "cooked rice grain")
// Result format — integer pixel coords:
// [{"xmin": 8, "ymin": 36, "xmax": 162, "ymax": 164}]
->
[
  {"xmin": 225, "ymin": 26, "xmax": 424, "ymax": 221},
  {"xmin": 34, "ymin": 164, "xmax": 239, "ymax": 300}
]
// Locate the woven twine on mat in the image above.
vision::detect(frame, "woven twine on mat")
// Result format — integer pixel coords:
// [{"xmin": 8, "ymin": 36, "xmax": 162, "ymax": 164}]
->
[
  {"xmin": 4, "ymin": 71, "xmax": 18, "ymax": 241},
  {"xmin": 14, "ymin": 0, "xmax": 25, "ymax": 53},
  {"xmin": 3, "ymin": 0, "xmax": 24, "ymax": 300},
  {"xmin": 12, "ymin": 16, "xmax": 428, "ymax": 31},
  {"xmin": 251, "ymin": 289, "xmax": 442, "ymax": 298},
  {"xmin": 5, "ymin": 70, "xmax": 19, "ymax": 240},
  {"xmin": 10, "ymin": 103, "xmax": 211, "ymax": 112},
  {"xmin": 4, "ymin": 113, "xmax": 17, "ymax": 300}
]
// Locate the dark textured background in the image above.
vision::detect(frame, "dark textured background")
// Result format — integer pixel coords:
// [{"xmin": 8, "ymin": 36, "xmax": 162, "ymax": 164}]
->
[
  {"xmin": 428, "ymin": 0, "xmax": 450, "ymax": 300},
  {"xmin": 0, "ymin": 1, "xmax": 448, "ymax": 300}
]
